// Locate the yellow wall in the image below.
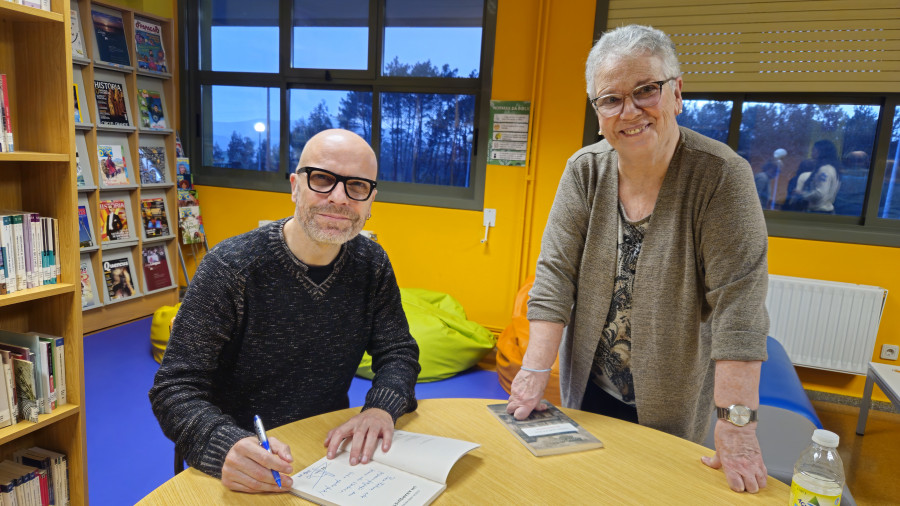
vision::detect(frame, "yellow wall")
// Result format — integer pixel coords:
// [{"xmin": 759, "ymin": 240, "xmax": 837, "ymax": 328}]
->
[
  {"xmin": 191, "ymin": 0, "xmax": 897, "ymax": 402},
  {"xmin": 769, "ymin": 238, "xmax": 899, "ymax": 403}
]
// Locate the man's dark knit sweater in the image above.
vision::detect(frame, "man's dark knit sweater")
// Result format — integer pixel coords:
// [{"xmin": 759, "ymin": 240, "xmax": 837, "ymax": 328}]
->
[{"xmin": 149, "ymin": 218, "xmax": 420, "ymax": 478}]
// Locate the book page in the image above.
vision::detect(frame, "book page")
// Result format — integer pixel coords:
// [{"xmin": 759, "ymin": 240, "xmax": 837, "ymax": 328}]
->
[
  {"xmin": 290, "ymin": 452, "xmax": 445, "ymax": 506},
  {"xmin": 366, "ymin": 430, "xmax": 479, "ymax": 484}
]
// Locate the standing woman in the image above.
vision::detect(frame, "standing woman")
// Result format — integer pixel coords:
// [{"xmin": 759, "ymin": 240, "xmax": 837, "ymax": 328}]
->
[{"xmin": 506, "ymin": 25, "xmax": 770, "ymax": 493}]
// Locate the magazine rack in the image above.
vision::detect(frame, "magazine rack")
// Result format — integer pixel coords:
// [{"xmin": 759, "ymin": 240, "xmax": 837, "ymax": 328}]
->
[{"xmin": 72, "ymin": 0, "xmax": 178, "ymax": 332}]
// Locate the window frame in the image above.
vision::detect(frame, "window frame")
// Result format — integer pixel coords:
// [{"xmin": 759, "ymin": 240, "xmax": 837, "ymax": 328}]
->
[{"xmin": 179, "ymin": 0, "xmax": 497, "ymax": 210}]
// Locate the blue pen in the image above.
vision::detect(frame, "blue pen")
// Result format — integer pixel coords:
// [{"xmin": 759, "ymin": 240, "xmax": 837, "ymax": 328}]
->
[{"xmin": 253, "ymin": 415, "xmax": 282, "ymax": 488}]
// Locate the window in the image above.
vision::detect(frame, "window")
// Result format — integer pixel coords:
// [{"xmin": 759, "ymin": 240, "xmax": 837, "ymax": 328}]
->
[
  {"xmin": 186, "ymin": 0, "xmax": 497, "ymax": 209},
  {"xmin": 738, "ymin": 102, "xmax": 879, "ymax": 217},
  {"xmin": 879, "ymin": 105, "xmax": 900, "ymax": 220},
  {"xmin": 676, "ymin": 99, "xmax": 733, "ymax": 145},
  {"xmin": 584, "ymin": 93, "xmax": 900, "ymax": 245}
]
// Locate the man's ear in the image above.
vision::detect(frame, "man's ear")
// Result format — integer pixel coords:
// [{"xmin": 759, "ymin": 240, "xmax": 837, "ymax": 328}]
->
[{"xmin": 289, "ymin": 172, "xmax": 299, "ymax": 203}]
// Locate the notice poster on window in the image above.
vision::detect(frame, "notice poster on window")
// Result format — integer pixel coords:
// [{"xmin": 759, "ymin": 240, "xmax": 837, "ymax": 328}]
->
[{"xmin": 488, "ymin": 100, "xmax": 530, "ymax": 166}]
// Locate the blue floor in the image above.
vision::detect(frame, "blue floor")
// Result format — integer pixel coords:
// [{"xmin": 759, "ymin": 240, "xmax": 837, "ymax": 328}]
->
[{"xmin": 84, "ymin": 317, "xmax": 508, "ymax": 505}]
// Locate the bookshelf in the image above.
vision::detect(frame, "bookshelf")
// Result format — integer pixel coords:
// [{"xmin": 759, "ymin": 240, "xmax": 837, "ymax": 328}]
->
[
  {"xmin": 73, "ymin": 0, "xmax": 179, "ymax": 333},
  {"xmin": 0, "ymin": 1, "xmax": 87, "ymax": 504}
]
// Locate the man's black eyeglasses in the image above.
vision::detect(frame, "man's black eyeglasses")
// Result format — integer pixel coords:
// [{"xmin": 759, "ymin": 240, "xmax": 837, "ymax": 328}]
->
[{"xmin": 298, "ymin": 167, "xmax": 377, "ymax": 201}]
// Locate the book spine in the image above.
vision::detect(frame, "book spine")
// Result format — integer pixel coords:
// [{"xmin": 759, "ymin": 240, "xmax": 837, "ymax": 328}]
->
[
  {"xmin": 0, "ymin": 351, "xmax": 17, "ymax": 424},
  {"xmin": 0, "ymin": 244, "xmax": 7, "ymax": 295},
  {"xmin": 52, "ymin": 218, "xmax": 59, "ymax": 283},
  {"xmin": 0, "ymin": 355, "xmax": 12, "ymax": 428},
  {"xmin": 0, "ymin": 217, "xmax": 15, "ymax": 293},
  {"xmin": 10, "ymin": 215, "xmax": 26, "ymax": 291},
  {"xmin": 55, "ymin": 337, "xmax": 66, "ymax": 406},
  {"xmin": 29, "ymin": 213, "xmax": 43, "ymax": 287},
  {"xmin": 0, "ymin": 95, "xmax": 7, "ymax": 152},
  {"xmin": 0, "ymin": 75, "xmax": 13, "ymax": 152}
]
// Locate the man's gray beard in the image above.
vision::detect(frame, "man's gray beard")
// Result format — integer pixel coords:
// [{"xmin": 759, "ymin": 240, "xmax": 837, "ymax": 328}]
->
[{"xmin": 297, "ymin": 205, "xmax": 363, "ymax": 245}]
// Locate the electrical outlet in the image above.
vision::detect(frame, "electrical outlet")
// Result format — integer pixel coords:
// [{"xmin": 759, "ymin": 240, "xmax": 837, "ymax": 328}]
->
[{"xmin": 881, "ymin": 344, "xmax": 899, "ymax": 361}]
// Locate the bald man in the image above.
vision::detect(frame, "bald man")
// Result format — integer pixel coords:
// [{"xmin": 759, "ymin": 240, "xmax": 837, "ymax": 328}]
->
[{"xmin": 150, "ymin": 129, "xmax": 420, "ymax": 493}]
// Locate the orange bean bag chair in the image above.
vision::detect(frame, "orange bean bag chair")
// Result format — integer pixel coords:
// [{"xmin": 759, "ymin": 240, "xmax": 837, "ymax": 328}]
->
[{"xmin": 495, "ymin": 276, "xmax": 561, "ymax": 405}]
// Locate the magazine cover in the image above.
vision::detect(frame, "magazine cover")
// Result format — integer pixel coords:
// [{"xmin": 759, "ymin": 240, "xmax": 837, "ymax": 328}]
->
[
  {"xmin": 142, "ymin": 245, "xmax": 172, "ymax": 291},
  {"xmin": 91, "ymin": 9, "xmax": 131, "ymax": 66},
  {"xmin": 94, "ymin": 80, "xmax": 129, "ymax": 126},
  {"xmin": 140, "ymin": 198, "xmax": 170, "ymax": 238},
  {"xmin": 178, "ymin": 206, "xmax": 205, "ymax": 245},
  {"xmin": 138, "ymin": 146, "xmax": 166, "ymax": 184},
  {"xmin": 78, "ymin": 206, "xmax": 93, "ymax": 248},
  {"xmin": 134, "ymin": 19, "xmax": 168, "ymax": 73},
  {"xmin": 71, "ymin": 7, "xmax": 87, "ymax": 59},
  {"xmin": 99, "ymin": 199, "xmax": 129, "ymax": 242},
  {"xmin": 137, "ymin": 89, "xmax": 167, "ymax": 129},
  {"xmin": 80, "ymin": 261, "xmax": 94, "ymax": 308},
  {"xmin": 97, "ymin": 145, "xmax": 130, "ymax": 186},
  {"xmin": 73, "ymin": 84, "xmax": 83, "ymax": 123},
  {"xmin": 103, "ymin": 257, "xmax": 135, "ymax": 300},
  {"xmin": 177, "ymin": 189, "xmax": 200, "ymax": 207},
  {"xmin": 76, "ymin": 151, "xmax": 86, "ymax": 187},
  {"xmin": 176, "ymin": 157, "xmax": 192, "ymax": 189}
]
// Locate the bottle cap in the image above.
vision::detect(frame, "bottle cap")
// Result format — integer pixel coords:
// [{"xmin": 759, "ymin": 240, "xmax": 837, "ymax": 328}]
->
[{"xmin": 812, "ymin": 429, "xmax": 839, "ymax": 447}]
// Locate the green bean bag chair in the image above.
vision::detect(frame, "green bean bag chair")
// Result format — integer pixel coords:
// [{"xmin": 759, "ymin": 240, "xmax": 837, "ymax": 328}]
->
[{"xmin": 357, "ymin": 288, "xmax": 496, "ymax": 382}]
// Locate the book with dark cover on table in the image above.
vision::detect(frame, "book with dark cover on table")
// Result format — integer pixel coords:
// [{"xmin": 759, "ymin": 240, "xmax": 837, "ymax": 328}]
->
[
  {"xmin": 141, "ymin": 245, "xmax": 172, "ymax": 291},
  {"xmin": 137, "ymin": 89, "xmax": 166, "ymax": 129},
  {"xmin": 134, "ymin": 19, "xmax": 168, "ymax": 73},
  {"xmin": 91, "ymin": 9, "xmax": 130, "ymax": 66},
  {"xmin": 486, "ymin": 401, "xmax": 603, "ymax": 457},
  {"xmin": 103, "ymin": 256, "xmax": 135, "ymax": 300},
  {"xmin": 290, "ymin": 430, "xmax": 479, "ymax": 506},
  {"xmin": 140, "ymin": 198, "xmax": 170, "ymax": 238},
  {"xmin": 77, "ymin": 206, "xmax": 93, "ymax": 248},
  {"xmin": 99, "ymin": 199, "xmax": 129, "ymax": 242},
  {"xmin": 138, "ymin": 146, "xmax": 166, "ymax": 184},
  {"xmin": 94, "ymin": 80, "xmax": 129, "ymax": 126}
]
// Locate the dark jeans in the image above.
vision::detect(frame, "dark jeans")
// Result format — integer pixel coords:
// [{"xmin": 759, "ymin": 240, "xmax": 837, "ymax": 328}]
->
[{"xmin": 580, "ymin": 379, "xmax": 639, "ymax": 424}]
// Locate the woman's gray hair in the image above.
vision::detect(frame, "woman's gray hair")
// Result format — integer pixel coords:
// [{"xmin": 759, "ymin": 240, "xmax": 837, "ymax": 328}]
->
[{"xmin": 585, "ymin": 24, "xmax": 681, "ymax": 97}]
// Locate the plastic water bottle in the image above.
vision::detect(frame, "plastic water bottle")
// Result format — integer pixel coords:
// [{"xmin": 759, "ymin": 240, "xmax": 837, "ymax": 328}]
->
[{"xmin": 789, "ymin": 429, "xmax": 844, "ymax": 506}]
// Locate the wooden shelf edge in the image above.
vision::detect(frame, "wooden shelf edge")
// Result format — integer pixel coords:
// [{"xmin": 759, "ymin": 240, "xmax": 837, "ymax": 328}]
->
[
  {"xmin": 0, "ymin": 284, "xmax": 77, "ymax": 307},
  {"xmin": 0, "ymin": 404, "xmax": 81, "ymax": 446},
  {"xmin": 0, "ymin": 2, "xmax": 63, "ymax": 23},
  {"xmin": 0, "ymin": 152, "xmax": 70, "ymax": 163}
]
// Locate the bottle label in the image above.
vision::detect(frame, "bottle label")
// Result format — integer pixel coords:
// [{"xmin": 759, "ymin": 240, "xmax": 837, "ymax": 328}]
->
[{"xmin": 790, "ymin": 480, "xmax": 841, "ymax": 506}]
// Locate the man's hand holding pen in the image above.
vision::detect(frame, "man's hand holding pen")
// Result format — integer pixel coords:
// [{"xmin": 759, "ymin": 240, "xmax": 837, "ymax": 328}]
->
[{"xmin": 221, "ymin": 434, "xmax": 294, "ymax": 493}]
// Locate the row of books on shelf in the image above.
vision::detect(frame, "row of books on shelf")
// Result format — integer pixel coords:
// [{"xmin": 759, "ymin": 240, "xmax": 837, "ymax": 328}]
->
[
  {"xmin": 77, "ymin": 144, "xmax": 175, "ymax": 189},
  {"xmin": 0, "ymin": 213, "xmax": 59, "ymax": 296},
  {"xmin": 72, "ymin": 2, "xmax": 169, "ymax": 74},
  {"xmin": 0, "ymin": 330, "xmax": 66, "ymax": 426},
  {"xmin": 80, "ymin": 242, "xmax": 173, "ymax": 309},
  {"xmin": 2, "ymin": 448, "xmax": 69, "ymax": 506},
  {"xmin": 0, "ymin": 75, "xmax": 14, "ymax": 153},
  {"xmin": 1, "ymin": 0, "xmax": 50, "ymax": 12}
]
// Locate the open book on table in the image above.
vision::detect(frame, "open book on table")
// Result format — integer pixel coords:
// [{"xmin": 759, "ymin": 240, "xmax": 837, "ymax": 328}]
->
[
  {"xmin": 487, "ymin": 401, "xmax": 603, "ymax": 457},
  {"xmin": 290, "ymin": 430, "xmax": 479, "ymax": 506}
]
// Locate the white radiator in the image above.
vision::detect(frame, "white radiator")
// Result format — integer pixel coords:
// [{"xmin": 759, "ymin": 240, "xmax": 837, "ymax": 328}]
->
[{"xmin": 766, "ymin": 274, "xmax": 888, "ymax": 375}]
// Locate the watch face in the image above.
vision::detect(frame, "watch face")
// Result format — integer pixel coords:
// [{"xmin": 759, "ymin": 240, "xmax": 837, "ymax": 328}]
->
[{"xmin": 729, "ymin": 405, "xmax": 752, "ymax": 426}]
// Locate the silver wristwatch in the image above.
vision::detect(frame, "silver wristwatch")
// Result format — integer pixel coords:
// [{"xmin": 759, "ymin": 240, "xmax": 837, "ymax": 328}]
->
[{"xmin": 716, "ymin": 404, "xmax": 758, "ymax": 426}]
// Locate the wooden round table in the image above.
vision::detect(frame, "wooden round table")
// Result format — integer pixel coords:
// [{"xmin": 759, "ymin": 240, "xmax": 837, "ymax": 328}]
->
[{"xmin": 137, "ymin": 398, "xmax": 789, "ymax": 504}]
